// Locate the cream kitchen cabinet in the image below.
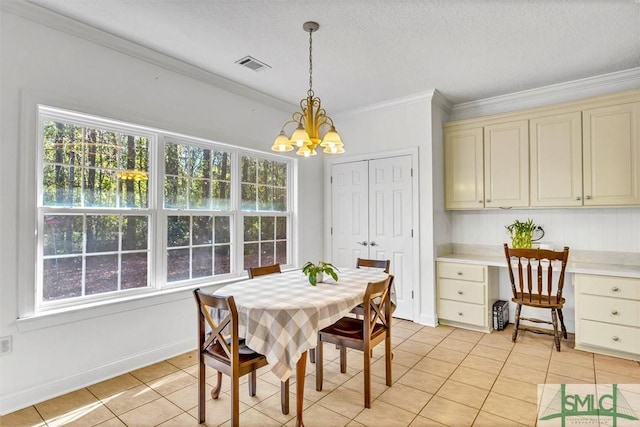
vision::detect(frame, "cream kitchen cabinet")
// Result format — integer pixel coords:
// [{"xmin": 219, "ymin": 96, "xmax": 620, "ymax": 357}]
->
[
  {"xmin": 444, "ymin": 119, "xmax": 529, "ymax": 209},
  {"xmin": 436, "ymin": 261, "xmax": 498, "ymax": 332},
  {"xmin": 583, "ymin": 102, "xmax": 640, "ymax": 206},
  {"xmin": 574, "ymin": 274, "xmax": 640, "ymax": 361},
  {"xmin": 530, "ymin": 112, "xmax": 583, "ymax": 207}
]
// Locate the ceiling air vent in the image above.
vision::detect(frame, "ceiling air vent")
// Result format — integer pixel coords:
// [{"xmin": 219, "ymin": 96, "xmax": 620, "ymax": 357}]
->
[{"xmin": 235, "ymin": 56, "xmax": 271, "ymax": 71}]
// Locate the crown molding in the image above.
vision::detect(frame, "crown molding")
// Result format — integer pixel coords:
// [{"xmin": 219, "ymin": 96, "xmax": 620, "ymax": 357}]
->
[
  {"xmin": 335, "ymin": 89, "xmax": 440, "ymax": 119},
  {"xmin": 2, "ymin": 0, "xmax": 296, "ymax": 113},
  {"xmin": 450, "ymin": 67, "xmax": 640, "ymax": 121}
]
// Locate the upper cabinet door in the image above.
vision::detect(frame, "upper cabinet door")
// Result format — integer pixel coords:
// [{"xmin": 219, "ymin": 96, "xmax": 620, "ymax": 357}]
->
[
  {"xmin": 444, "ymin": 126, "xmax": 484, "ymax": 209},
  {"xmin": 483, "ymin": 120, "xmax": 529, "ymax": 208},
  {"xmin": 583, "ymin": 102, "xmax": 640, "ymax": 206},
  {"xmin": 530, "ymin": 112, "xmax": 583, "ymax": 207}
]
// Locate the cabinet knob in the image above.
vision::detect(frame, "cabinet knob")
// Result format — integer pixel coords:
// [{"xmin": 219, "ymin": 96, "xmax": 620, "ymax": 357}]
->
[
  {"xmin": 575, "ymin": 196, "xmax": 581, "ymax": 201},
  {"xmin": 457, "ymin": 271, "xmax": 463, "ymax": 276},
  {"xmin": 478, "ymin": 200, "xmax": 483, "ymax": 204},
  {"xmin": 612, "ymin": 286, "xmax": 619, "ymax": 292},
  {"xmin": 586, "ymin": 195, "xmax": 592, "ymax": 200},
  {"xmin": 457, "ymin": 290, "xmax": 463, "ymax": 295},
  {"xmin": 486, "ymin": 199, "xmax": 491, "ymax": 203},
  {"xmin": 611, "ymin": 310, "xmax": 619, "ymax": 315},
  {"xmin": 457, "ymin": 311, "xmax": 463, "ymax": 316},
  {"xmin": 612, "ymin": 336, "xmax": 619, "ymax": 342}
]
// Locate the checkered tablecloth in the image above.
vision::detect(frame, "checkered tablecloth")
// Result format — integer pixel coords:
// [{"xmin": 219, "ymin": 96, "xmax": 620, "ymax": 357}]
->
[{"xmin": 213, "ymin": 268, "xmax": 389, "ymax": 381}]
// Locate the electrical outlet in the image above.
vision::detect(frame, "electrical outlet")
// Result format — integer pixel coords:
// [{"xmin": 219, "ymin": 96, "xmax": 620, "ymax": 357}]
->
[{"xmin": 0, "ymin": 336, "xmax": 12, "ymax": 356}]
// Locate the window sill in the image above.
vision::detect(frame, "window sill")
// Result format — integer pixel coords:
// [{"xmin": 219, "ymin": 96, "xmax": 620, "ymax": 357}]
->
[{"xmin": 16, "ymin": 277, "xmax": 245, "ymax": 333}]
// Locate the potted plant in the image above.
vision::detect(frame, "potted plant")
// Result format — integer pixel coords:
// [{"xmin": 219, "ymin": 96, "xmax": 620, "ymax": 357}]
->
[
  {"xmin": 302, "ymin": 261, "xmax": 339, "ymax": 286},
  {"xmin": 505, "ymin": 218, "xmax": 544, "ymax": 248}
]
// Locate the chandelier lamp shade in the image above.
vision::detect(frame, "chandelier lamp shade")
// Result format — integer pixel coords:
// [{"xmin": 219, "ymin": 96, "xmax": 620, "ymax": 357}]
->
[{"xmin": 271, "ymin": 21, "xmax": 344, "ymax": 157}]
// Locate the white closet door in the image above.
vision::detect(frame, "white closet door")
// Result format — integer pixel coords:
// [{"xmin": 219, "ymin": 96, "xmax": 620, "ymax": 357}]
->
[{"xmin": 331, "ymin": 156, "xmax": 414, "ymax": 320}]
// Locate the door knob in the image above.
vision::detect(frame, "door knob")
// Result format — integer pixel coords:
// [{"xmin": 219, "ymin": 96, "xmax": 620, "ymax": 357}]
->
[
  {"xmin": 369, "ymin": 242, "xmax": 377, "ymax": 246},
  {"xmin": 357, "ymin": 241, "xmax": 368, "ymax": 246}
]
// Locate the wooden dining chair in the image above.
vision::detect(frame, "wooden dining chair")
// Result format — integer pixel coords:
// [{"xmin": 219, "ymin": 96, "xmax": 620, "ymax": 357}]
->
[
  {"xmin": 351, "ymin": 258, "xmax": 391, "ymax": 318},
  {"xmin": 194, "ymin": 289, "xmax": 269, "ymax": 426},
  {"xmin": 246, "ymin": 263, "xmax": 292, "ymax": 414},
  {"xmin": 503, "ymin": 244, "xmax": 570, "ymax": 351},
  {"xmin": 316, "ymin": 275, "xmax": 394, "ymax": 408}
]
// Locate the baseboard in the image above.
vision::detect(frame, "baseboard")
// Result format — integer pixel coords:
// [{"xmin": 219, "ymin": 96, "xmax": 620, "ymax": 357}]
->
[
  {"xmin": 0, "ymin": 338, "xmax": 194, "ymax": 416},
  {"xmin": 417, "ymin": 313, "xmax": 438, "ymax": 328}
]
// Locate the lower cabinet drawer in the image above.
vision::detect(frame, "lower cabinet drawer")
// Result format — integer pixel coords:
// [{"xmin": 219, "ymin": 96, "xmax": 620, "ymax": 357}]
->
[
  {"xmin": 438, "ymin": 299, "xmax": 486, "ymax": 327},
  {"xmin": 575, "ymin": 274, "xmax": 640, "ymax": 300},
  {"xmin": 438, "ymin": 279, "xmax": 485, "ymax": 304},
  {"xmin": 438, "ymin": 262, "xmax": 485, "ymax": 282},
  {"xmin": 579, "ymin": 294, "xmax": 640, "ymax": 327},
  {"xmin": 579, "ymin": 319, "xmax": 640, "ymax": 355}
]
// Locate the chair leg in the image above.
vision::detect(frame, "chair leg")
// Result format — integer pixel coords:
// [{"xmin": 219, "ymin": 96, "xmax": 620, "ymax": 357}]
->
[
  {"xmin": 363, "ymin": 344, "xmax": 371, "ymax": 409},
  {"xmin": 557, "ymin": 309, "xmax": 568, "ymax": 339},
  {"xmin": 231, "ymin": 373, "xmax": 240, "ymax": 427},
  {"xmin": 551, "ymin": 309, "xmax": 561, "ymax": 352},
  {"xmin": 309, "ymin": 347, "xmax": 316, "ymax": 363},
  {"xmin": 281, "ymin": 379, "xmax": 289, "ymax": 414},
  {"xmin": 512, "ymin": 304, "xmax": 522, "ymax": 342},
  {"xmin": 385, "ymin": 334, "xmax": 392, "ymax": 387},
  {"xmin": 198, "ymin": 359, "xmax": 206, "ymax": 423},
  {"xmin": 316, "ymin": 341, "xmax": 324, "ymax": 391},
  {"xmin": 211, "ymin": 371, "xmax": 223, "ymax": 399},
  {"xmin": 339, "ymin": 346, "xmax": 347, "ymax": 373},
  {"xmin": 248, "ymin": 370, "xmax": 257, "ymax": 396}
]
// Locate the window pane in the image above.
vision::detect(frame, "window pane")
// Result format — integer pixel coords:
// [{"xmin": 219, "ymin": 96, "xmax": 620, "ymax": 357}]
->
[
  {"xmin": 243, "ymin": 243, "xmax": 259, "ymax": 270},
  {"xmin": 83, "ymin": 169, "xmax": 118, "ymax": 207},
  {"xmin": 192, "ymin": 247, "xmax": 213, "ymax": 278},
  {"xmin": 215, "ymin": 245, "xmax": 231, "ymax": 274},
  {"xmin": 258, "ymin": 159, "xmax": 273, "ymax": 185},
  {"xmin": 168, "ymin": 216, "xmax": 190, "ymax": 247},
  {"xmin": 275, "ymin": 217, "xmax": 287, "ymax": 240},
  {"xmin": 167, "ymin": 248, "xmax": 190, "ymax": 282},
  {"xmin": 42, "ymin": 165, "xmax": 82, "ymax": 206},
  {"xmin": 120, "ymin": 173, "xmax": 149, "ymax": 208},
  {"xmin": 244, "ymin": 216, "xmax": 259, "ymax": 241},
  {"xmin": 121, "ymin": 253, "xmax": 148, "ymax": 289},
  {"xmin": 211, "ymin": 180, "xmax": 231, "ymax": 210},
  {"xmin": 43, "ymin": 257, "xmax": 82, "ymax": 300},
  {"xmin": 211, "ymin": 151, "xmax": 231, "ymax": 180},
  {"xmin": 189, "ymin": 179, "xmax": 211, "ymax": 209},
  {"xmin": 257, "ymin": 185, "xmax": 274, "ymax": 211},
  {"xmin": 241, "ymin": 156, "xmax": 257, "ymax": 183},
  {"xmin": 85, "ymin": 255, "xmax": 118, "ymax": 295},
  {"xmin": 122, "ymin": 216, "xmax": 149, "ymax": 251},
  {"xmin": 241, "ymin": 184, "xmax": 256, "ymax": 210},
  {"xmin": 164, "ymin": 176, "xmax": 188, "ymax": 208},
  {"xmin": 260, "ymin": 216, "xmax": 274, "ymax": 241},
  {"xmin": 192, "ymin": 216, "xmax": 213, "ymax": 245},
  {"xmin": 276, "ymin": 241, "xmax": 287, "ymax": 265},
  {"xmin": 273, "ymin": 187, "xmax": 287, "ymax": 211},
  {"xmin": 215, "ymin": 216, "xmax": 230, "ymax": 243},
  {"xmin": 260, "ymin": 241, "xmax": 275, "ymax": 266},
  {"xmin": 86, "ymin": 215, "xmax": 119, "ymax": 253},
  {"xmin": 190, "ymin": 146, "xmax": 210, "ymax": 178},
  {"xmin": 273, "ymin": 162, "xmax": 287, "ymax": 187},
  {"xmin": 43, "ymin": 215, "xmax": 83, "ymax": 256}
]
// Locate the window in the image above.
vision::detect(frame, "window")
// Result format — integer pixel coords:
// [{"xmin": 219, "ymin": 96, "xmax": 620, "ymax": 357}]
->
[{"xmin": 37, "ymin": 106, "xmax": 293, "ymax": 311}]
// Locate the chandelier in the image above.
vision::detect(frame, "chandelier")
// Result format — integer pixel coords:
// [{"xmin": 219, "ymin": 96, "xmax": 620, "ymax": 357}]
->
[{"xmin": 271, "ymin": 21, "xmax": 344, "ymax": 157}]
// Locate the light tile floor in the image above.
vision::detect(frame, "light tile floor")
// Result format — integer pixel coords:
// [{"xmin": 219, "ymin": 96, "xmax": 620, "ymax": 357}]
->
[{"xmin": 2, "ymin": 320, "xmax": 640, "ymax": 426}]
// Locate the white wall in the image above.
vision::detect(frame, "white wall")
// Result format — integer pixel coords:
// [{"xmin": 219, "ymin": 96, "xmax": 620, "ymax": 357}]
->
[
  {"xmin": 328, "ymin": 93, "xmax": 445, "ymax": 326},
  {"xmin": 0, "ymin": 10, "xmax": 324, "ymax": 414},
  {"xmin": 451, "ymin": 208, "xmax": 640, "ymax": 253}
]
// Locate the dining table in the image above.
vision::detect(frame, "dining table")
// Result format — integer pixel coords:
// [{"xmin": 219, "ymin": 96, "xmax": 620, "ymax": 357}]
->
[{"xmin": 213, "ymin": 267, "xmax": 389, "ymax": 427}]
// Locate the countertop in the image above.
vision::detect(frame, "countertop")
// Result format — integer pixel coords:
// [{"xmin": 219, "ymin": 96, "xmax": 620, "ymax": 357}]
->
[{"xmin": 436, "ymin": 251, "xmax": 640, "ymax": 279}]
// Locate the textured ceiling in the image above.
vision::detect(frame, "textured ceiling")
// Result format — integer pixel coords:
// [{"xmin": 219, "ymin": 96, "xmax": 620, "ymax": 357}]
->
[{"xmin": 19, "ymin": 0, "xmax": 640, "ymax": 113}]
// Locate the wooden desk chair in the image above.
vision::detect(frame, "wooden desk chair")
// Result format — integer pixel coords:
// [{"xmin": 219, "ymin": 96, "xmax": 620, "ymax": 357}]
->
[
  {"xmin": 247, "ymin": 263, "xmax": 291, "ymax": 414},
  {"xmin": 194, "ymin": 289, "xmax": 269, "ymax": 426},
  {"xmin": 316, "ymin": 275, "xmax": 394, "ymax": 408},
  {"xmin": 503, "ymin": 244, "xmax": 570, "ymax": 351}
]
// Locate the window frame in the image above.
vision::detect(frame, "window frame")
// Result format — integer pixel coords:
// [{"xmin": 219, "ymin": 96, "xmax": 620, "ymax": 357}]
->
[{"xmin": 30, "ymin": 104, "xmax": 295, "ymax": 314}]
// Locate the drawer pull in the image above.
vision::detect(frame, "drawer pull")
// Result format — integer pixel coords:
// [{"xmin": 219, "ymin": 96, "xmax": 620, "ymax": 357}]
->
[
  {"xmin": 457, "ymin": 311, "xmax": 463, "ymax": 316},
  {"xmin": 457, "ymin": 271, "xmax": 463, "ymax": 276},
  {"xmin": 612, "ymin": 336, "xmax": 619, "ymax": 342},
  {"xmin": 611, "ymin": 310, "xmax": 618, "ymax": 315},
  {"xmin": 612, "ymin": 286, "xmax": 619, "ymax": 292},
  {"xmin": 457, "ymin": 290, "xmax": 463, "ymax": 295}
]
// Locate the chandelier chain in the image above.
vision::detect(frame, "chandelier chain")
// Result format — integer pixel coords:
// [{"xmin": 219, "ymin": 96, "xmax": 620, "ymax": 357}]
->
[{"xmin": 308, "ymin": 27, "xmax": 313, "ymax": 95}]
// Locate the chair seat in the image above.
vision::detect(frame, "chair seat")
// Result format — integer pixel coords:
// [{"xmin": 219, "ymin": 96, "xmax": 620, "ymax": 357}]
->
[
  {"xmin": 320, "ymin": 316, "xmax": 386, "ymax": 342},
  {"xmin": 205, "ymin": 340, "xmax": 267, "ymax": 366},
  {"xmin": 512, "ymin": 293, "xmax": 565, "ymax": 309}
]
